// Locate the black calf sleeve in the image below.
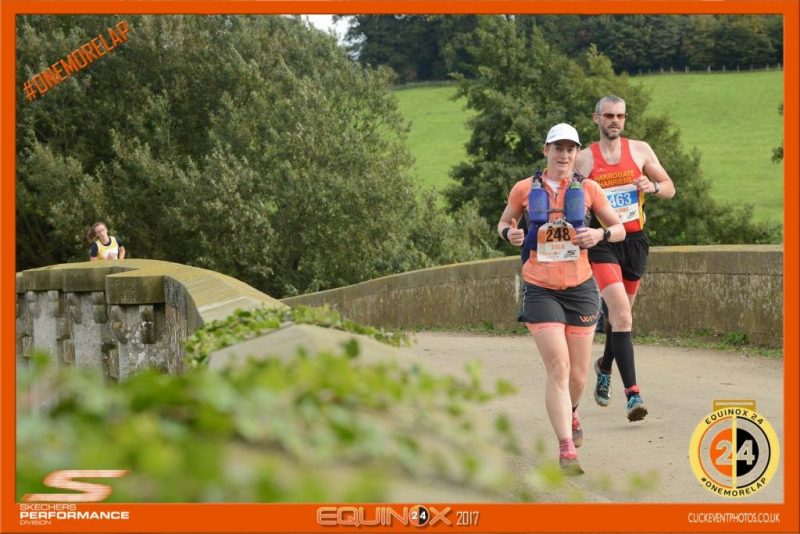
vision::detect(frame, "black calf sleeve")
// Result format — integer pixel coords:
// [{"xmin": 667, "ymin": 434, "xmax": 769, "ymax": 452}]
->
[
  {"xmin": 600, "ymin": 333, "xmax": 614, "ymax": 373},
  {"xmin": 609, "ymin": 331, "xmax": 637, "ymax": 390}
]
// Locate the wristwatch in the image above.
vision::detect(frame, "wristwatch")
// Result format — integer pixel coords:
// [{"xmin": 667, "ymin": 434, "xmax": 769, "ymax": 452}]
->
[
  {"xmin": 653, "ymin": 181, "xmax": 661, "ymax": 194},
  {"xmin": 603, "ymin": 228, "xmax": 611, "ymax": 242}
]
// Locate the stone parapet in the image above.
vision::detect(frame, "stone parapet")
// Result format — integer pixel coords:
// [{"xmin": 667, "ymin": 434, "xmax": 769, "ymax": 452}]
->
[
  {"xmin": 283, "ymin": 245, "xmax": 783, "ymax": 348},
  {"xmin": 16, "ymin": 259, "xmax": 285, "ymax": 379}
]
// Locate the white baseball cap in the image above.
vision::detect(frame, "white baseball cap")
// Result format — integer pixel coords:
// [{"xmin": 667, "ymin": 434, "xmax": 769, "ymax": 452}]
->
[{"xmin": 545, "ymin": 123, "xmax": 581, "ymax": 146}]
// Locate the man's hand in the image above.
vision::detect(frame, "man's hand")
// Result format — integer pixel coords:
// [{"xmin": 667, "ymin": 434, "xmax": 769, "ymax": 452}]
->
[
  {"xmin": 507, "ymin": 218, "xmax": 525, "ymax": 247},
  {"xmin": 632, "ymin": 175, "xmax": 658, "ymax": 194}
]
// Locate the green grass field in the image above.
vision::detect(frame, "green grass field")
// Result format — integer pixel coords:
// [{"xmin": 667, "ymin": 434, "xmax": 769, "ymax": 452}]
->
[
  {"xmin": 395, "ymin": 71, "xmax": 784, "ymax": 225},
  {"xmin": 395, "ymin": 85, "xmax": 474, "ymax": 194},
  {"xmin": 636, "ymin": 71, "xmax": 783, "ymax": 224}
]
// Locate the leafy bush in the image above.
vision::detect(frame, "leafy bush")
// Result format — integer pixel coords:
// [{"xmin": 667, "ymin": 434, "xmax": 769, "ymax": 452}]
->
[
  {"xmin": 184, "ymin": 305, "xmax": 409, "ymax": 367},
  {"xmin": 17, "ymin": 308, "xmax": 519, "ymax": 502}
]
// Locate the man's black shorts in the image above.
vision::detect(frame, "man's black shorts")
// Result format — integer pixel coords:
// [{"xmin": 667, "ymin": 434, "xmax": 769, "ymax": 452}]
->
[
  {"xmin": 588, "ymin": 230, "xmax": 650, "ymax": 281},
  {"xmin": 517, "ymin": 277, "xmax": 600, "ymax": 327}
]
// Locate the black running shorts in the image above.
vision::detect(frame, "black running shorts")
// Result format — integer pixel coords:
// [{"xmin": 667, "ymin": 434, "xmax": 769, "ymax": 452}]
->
[
  {"xmin": 588, "ymin": 230, "xmax": 650, "ymax": 281},
  {"xmin": 517, "ymin": 277, "xmax": 600, "ymax": 327}
]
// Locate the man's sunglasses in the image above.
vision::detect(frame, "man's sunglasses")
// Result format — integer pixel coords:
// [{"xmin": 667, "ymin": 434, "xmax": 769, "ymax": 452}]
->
[{"xmin": 601, "ymin": 112, "xmax": 628, "ymax": 119}]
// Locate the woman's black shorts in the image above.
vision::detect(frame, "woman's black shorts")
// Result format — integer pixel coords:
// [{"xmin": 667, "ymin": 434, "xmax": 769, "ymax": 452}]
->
[{"xmin": 517, "ymin": 277, "xmax": 600, "ymax": 327}]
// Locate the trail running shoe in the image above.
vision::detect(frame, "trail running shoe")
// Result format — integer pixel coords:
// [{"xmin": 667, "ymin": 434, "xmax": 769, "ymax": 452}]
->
[
  {"xmin": 572, "ymin": 411, "xmax": 584, "ymax": 448},
  {"xmin": 559, "ymin": 456, "xmax": 585, "ymax": 475},
  {"xmin": 558, "ymin": 439, "xmax": 584, "ymax": 475},
  {"xmin": 594, "ymin": 358, "xmax": 611, "ymax": 407},
  {"xmin": 626, "ymin": 393, "xmax": 648, "ymax": 422}
]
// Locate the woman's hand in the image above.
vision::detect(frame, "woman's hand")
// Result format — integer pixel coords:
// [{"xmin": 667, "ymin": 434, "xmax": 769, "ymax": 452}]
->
[
  {"xmin": 507, "ymin": 218, "xmax": 525, "ymax": 246},
  {"xmin": 572, "ymin": 227, "xmax": 604, "ymax": 249}
]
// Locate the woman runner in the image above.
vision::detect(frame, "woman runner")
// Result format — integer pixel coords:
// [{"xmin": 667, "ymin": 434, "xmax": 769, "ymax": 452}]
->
[{"xmin": 498, "ymin": 123, "xmax": 625, "ymax": 473}]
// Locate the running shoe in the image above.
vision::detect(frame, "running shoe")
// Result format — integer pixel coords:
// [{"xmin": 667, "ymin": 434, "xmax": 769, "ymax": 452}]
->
[
  {"xmin": 558, "ymin": 439, "xmax": 584, "ymax": 475},
  {"xmin": 593, "ymin": 358, "xmax": 611, "ymax": 407},
  {"xmin": 626, "ymin": 393, "xmax": 648, "ymax": 422},
  {"xmin": 559, "ymin": 456, "xmax": 584, "ymax": 475},
  {"xmin": 572, "ymin": 410, "xmax": 584, "ymax": 448}
]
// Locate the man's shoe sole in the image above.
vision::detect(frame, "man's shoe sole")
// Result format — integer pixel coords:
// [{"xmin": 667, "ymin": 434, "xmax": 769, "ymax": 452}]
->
[{"xmin": 627, "ymin": 404, "xmax": 648, "ymax": 422}]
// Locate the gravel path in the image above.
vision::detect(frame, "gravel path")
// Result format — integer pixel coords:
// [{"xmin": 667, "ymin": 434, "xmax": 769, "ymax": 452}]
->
[{"xmin": 410, "ymin": 332, "xmax": 784, "ymax": 503}]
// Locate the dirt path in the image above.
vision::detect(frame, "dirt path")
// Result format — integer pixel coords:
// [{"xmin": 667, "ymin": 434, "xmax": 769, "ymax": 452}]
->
[{"xmin": 409, "ymin": 332, "xmax": 784, "ymax": 503}]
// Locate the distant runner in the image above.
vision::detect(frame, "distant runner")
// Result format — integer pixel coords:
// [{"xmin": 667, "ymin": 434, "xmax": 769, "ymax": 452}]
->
[
  {"xmin": 498, "ymin": 123, "xmax": 625, "ymax": 474},
  {"xmin": 86, "ymin": 221, "xmax": 126, "ymax": 261},
  {"xmin": 575, "ymin": 95, "xmax": 675, "ymax": 422}
]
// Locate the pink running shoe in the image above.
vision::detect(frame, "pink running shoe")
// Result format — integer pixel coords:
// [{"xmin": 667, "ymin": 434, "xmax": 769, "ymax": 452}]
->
[
  {"xmin": 558, "ymin": 438, "xmax": 584, "ymax": 475},
  {"xmin": 572, "ymin": 410, "xmax": 584, "ymax": 448}
]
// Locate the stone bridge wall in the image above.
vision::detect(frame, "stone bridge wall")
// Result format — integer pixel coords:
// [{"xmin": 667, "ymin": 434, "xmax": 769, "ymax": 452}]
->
[
  {"xmin": 283, "ymin": 245, "xmax": 783, "ymax": 348},
  {"xmin": 16, "ymin": 245, "xmax": 783, "ymax": 383},
  {"xmin": 15, "ymin": 260, "xmax": 285, "ymax": 380}
]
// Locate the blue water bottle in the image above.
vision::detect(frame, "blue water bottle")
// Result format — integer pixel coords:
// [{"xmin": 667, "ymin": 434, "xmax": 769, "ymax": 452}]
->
[
  {"xmin": 565, "ymin": 174, "xmax": 585, "ymax": 229},
  {"xmin": 521, "ymin": 172, "xmax": 549, "ymax": 263}
]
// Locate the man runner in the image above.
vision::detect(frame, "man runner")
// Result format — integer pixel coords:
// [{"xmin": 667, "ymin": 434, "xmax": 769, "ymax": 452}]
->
[{"xmin": 575, "ymin": 95, "xmax": 675, "ymax": 422}]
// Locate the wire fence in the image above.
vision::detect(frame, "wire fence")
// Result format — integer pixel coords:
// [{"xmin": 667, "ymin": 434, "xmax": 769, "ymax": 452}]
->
[
  {"xmin": 635, "ymin": 64, "xmax": 783, "ymax": 75},
  {"xmin": 394, "ymin": 64, "xmax": 784, "ymax": 89}
]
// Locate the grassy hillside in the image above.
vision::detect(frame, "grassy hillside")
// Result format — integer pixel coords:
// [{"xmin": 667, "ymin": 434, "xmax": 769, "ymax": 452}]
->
[
  {"xmin": 395, "ymin": 85, "xmax": 473, "ymax": 193},
  {"xmin": 395, "ymin": 70, "xmax": 783, "ymax": 225},
  {"xmin": 636, "ymin": 71, "xmax": 783, "ymax": 224}
]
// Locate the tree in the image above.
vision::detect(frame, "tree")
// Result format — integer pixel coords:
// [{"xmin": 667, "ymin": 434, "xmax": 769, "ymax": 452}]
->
[
  {"xmin": 342, "ymin": 15, "xmax": 479, "ymax": 84},
  {"xmin": 682, "ymin": 16, "xmax": 718, "ymax": 70},
  {"xmin": 341, "ymin": 15, "xmax": 783, "ymax": 80},
  {"xmin": 644, "ymin": 15, "xmax": 686, "ymax": 70},
  {"xmin": 715, "ymin": 16, "xmax": 775, "ymax": 68},
  {"xmin": 585, "ymin": 16, "xmax": 653, "ymax": 74},
  {"xmin": 16, "ymin": 15, "xmax": 494, "ymax": 296},
  {"xmin": 772, "ymin": 102, "xmax": 783, "ymax": 163},
  {"xmin": 518, "ymin": 16, "xmax": 589, "ymax": 59},
  {"xmin": 446, "ymin": 17, "xmax": 779, "ymax": 248}
]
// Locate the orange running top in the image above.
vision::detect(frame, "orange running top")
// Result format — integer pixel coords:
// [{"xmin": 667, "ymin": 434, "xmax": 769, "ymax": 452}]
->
[
  {"xmin": 588, "ymin": 137, "xmax": 646, "ymax": 233},
  {"xmin": 508, "ymin": 173, "xmax": 610, "ymax": 290}
]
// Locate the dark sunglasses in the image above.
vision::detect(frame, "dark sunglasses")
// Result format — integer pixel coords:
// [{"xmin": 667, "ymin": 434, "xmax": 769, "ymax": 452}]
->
[{"xmin": 601, "ymin": 112, "xmax": 628, "ymax": 120}]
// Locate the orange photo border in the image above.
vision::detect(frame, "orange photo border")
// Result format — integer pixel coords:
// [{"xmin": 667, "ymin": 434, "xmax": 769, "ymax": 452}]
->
[{"xmin": 1, "ymin": 1, "xmax": 797, "ymax": 533}]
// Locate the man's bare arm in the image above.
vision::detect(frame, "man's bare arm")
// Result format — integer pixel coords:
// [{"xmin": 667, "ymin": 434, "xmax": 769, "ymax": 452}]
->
[{"xmin": 632, "ymin": 141, "xmax": 675, "ymax": 198}]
